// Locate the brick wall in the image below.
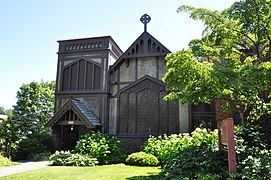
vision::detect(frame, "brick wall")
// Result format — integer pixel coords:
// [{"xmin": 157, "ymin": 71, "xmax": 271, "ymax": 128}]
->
[
  {"xmin": 214, "ymin": 99, "xmax": 245, "ymax": 127},
  {"xmin": 214, "ymin": 99, "xmax": 234, "ymax": 121},
  {"xmin": 119, "ymin": 137, "xmax": 148, "ymax": 153}
]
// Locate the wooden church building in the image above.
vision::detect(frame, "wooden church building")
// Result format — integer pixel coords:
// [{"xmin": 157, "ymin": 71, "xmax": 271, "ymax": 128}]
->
[{"xmin": 46, "ymin": 14, "xmax": 220, "ymax": 151}]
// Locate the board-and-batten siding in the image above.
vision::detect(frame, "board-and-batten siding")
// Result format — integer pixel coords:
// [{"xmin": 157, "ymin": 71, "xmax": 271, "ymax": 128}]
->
[
  {"xmin": 118, "ymin": 77, "xmax": 179, "ymax": 136},
  {"xmin": 62, "ymin": 59, "xmax": 101, "ymax": 91}
]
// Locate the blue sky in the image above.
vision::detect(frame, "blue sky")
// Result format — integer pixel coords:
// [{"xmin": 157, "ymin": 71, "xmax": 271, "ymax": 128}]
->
[{"xmin": 0, "ymin": 0, "xmax": 236, "ymax": 109}]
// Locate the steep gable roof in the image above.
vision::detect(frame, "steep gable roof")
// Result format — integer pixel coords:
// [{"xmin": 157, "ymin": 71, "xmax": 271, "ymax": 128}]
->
[
  {"xmin": 110, "ymin": 31, "xmax": 171, "ymax": 71},
  {"xmin": 46, "ymin": 98, "xmax": 101, "ymax": 128}
]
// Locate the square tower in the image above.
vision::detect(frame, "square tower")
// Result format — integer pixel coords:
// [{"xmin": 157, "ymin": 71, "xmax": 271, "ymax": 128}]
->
[{"xmin": 46, "ymin": 36, "xmax": 122, "ymax": 150}]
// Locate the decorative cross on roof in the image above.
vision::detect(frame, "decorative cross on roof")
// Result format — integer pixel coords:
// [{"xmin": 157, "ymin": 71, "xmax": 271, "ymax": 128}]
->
[{"xmin": 140, "ymin": 14, "xmax": 151, "ymax": 32}]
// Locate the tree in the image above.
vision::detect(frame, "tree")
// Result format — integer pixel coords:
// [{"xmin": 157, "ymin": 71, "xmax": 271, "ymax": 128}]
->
[
  {"xmin": 0, "ymin": 81, "xmax": 55, "ymax": 159},
  {"xmin": 0, "ymin": 107, "xmax": 16, "ymax": 158},
  {"xmin": 0, "ymin": 106, "xmax": 4, "ymax": 114},
  {"xmin": 0, "ymin": 106, "xmax": 12, "ymax": 117},
  {"xmin": 163, "ymin": 0, "xmax": 271, "ymax": 121},
  {"xmin": 13, "ymin": 81, "xmax": 55, "ymax": 136},
  {"xmin": 0, "ymin": 116, "xmax": 19, "ymax": 158},
  {"xmin": 2, "ymin": 81, "xmax": 56, "ymax": 159}
]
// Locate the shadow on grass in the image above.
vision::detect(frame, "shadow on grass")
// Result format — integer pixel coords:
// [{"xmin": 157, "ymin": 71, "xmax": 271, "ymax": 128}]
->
[{"xmin": 126, "ymin": 172, "xmax": 162, "ymax": 180}]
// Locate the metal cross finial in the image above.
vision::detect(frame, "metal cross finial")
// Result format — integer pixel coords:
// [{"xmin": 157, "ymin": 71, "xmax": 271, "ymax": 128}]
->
[{"xmin": 140, "ymin": 14, "xmax": 151, "ymax": 32}]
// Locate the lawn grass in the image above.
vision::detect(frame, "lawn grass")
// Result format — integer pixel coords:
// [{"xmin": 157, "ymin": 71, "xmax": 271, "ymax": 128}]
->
[
  {"xmin": 2, "ymin": 164, "xmax": 162, "ymax": 180},
  {"xmin": 0, "ymin": 161, "xmax": 19, "ymax": 168}
]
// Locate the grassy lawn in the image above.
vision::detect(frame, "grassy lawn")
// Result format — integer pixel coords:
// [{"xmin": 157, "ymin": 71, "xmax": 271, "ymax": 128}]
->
[
  {"xmin": 0, "ymin": 161, "xmax": 19, "ymax": 168},
  {"xmin": 2, "ymin": 164, "xmax": 162, "ymax": 180}
]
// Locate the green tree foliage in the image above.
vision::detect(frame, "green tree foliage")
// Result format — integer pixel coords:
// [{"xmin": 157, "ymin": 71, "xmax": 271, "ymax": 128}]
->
[
  {"xmin": 163, "ymin": 0, "xmax": 271, "ymax": 120},
  {"xmin": 0, "ymin": 81, "xmax": 55, "ymax": 159},
  {"xmin": 13, "ymin": 81, "xmax": 55, "ymax": 136},
  {"xmin": 0, "ymin": 106, "xmax": 12, "ymax": 117},
  {"xmin": 0, "ymin": 108, "xmax": 17, "ymax": 158},
  {"xmin": 0, "ymin": 106, "xmax": 5, "ymax": 114}
]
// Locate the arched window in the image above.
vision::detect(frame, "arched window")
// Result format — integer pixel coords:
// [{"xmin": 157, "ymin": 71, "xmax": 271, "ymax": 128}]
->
[{"xmin": 62, "ymin": 59, "xmax": 101, "ymax": 91}]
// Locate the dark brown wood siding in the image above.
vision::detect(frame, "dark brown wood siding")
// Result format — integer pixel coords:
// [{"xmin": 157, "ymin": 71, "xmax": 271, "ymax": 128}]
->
[
  {"xmin": 62, "ymin": 59, "xmax": 101, "ymax": 91},
  {"xmin": 86, "ymin": 63, "xmax": 93, "ymax": 90},
  {"xmin": 94, "ymin": 65, "xmax": 101, "ymax": 89},
  {"xmin": 118, "ymin": 77, "xmax": 179, "ymax": 136},
  {"xmin": 78, "ymin": 60, "xmax": 86, "ymax": 90}
]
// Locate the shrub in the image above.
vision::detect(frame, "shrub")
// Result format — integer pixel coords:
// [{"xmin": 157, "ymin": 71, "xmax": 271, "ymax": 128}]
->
[
  {"xmin": 143, "ymin": 124, "xmax": 271, "ymax": 179},
  {"xmin": 161, "ymin": 145, "xmax": 228, "ymax": 179},
  {"xmin": 14, "ymin": 131, "xmax": 52, "ymax": 160},
  {"xmin": 126, "ymin": 152, "xmax": 159, "ymax": 166},
  {"xmin": 49, "ymin": 151, "xmax": 98, "ymax": 166},
  {"xmin": 142, "ymin": 128, "xmax": 218, "ymax": 166},
  {"xmin": 236, "ymin": 149, "xmax": 271, "ymax": 179},
  {"xmin": 234, "ymin": 123, "xmax": 268, "ymax": 150},
  {"xmin": 195, "ymin": 173, "xmax": 223, "ymax": 180},
  {"xmin": 234, "ymin": 123, "xmax": 271, "ymax": 179},
  {"xmin": 141, "ymin": 133, "xmax": 187, "ymax": 166},
  {"xmin": 0, "ymin": 154, "xmax": 13, "ymax": 167},
  {"xmin": 32, "ymin": 152, "xmax": 50, "ymax": 161},
  {"xmin": 74, "ymin": 131, "xmax": 125, "ymax": 165},
  {"xmin": 142, "ymin": 128, "xmax": 227, "ymax": 179}
]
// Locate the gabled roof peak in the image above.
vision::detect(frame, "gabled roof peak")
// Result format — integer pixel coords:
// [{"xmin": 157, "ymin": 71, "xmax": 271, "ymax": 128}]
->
[
  {"xmin": 125, "ymin": 31, "xmax": 170, "ymax": 57},
  {"xmin": 45, "ymin": 98, "xmax": 101, "ymax": 128},
  {"xmin": 110, "ymin": 31, "xmax": 171, "ymax": 71}
]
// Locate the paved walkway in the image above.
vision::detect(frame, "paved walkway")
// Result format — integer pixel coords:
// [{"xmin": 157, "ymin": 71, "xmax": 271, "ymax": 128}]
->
[{"xmin": 0, "ymin": 161, "xmax": 51, "ymax": 177}]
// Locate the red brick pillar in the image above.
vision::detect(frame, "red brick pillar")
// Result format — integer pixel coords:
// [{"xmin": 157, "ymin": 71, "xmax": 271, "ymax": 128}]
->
[{"xmin": 214, "ymin": 99, "xmax": 234, "ymax": 127}]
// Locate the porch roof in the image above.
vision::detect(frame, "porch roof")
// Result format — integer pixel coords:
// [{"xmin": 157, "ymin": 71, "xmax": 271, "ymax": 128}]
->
[{"xmin": 45, "ymin": 98, "xmax": 101, "ymax": 128}]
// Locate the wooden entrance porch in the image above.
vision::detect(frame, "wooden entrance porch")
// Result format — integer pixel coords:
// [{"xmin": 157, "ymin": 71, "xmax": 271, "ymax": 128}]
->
[{"xmin": 46, "ymin": 98, "xmax": 101, "ymax": 150}]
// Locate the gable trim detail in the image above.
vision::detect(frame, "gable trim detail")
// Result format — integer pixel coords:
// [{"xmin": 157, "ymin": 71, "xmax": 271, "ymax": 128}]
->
[
  {"xmin": 117, "ymin": 75, "xmax": 166, "ymax": 95},
  {"xmin": 46, "ymin": 98, "xmax": 101, "ymax": 128},
  {"xmin": 110, "ymin": 31, "xmax": 171, "ymax": 72}
]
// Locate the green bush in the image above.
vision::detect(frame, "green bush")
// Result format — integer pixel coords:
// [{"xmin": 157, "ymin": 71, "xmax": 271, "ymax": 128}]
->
[
  {"xmin": 142, "ymin": 128, "xmax": 227, "ymax": 179},
  {"xmin": 0, "ymin": 154, "xmax": 13, "ymax": 167},
  {"xmin": 49, "ymin": 151, "xmax": 98, "ymax": 166},
  {"xmin": 236, "ymin": 149, "xmax": 271, "ymax": 179},
  {"xmin": 142, "ymin": 128, "xmax": 218, "ymax": 166},
  {"xmin": 32, "ymin": 152, "xmax": 50, "ymax": 161},
  {"xmin": 14, "ymin": 131, "xmax": 52, "ymax": 160},
  {"xmin": 142, "ymin": 124, "xmax": 271, "ymax": 179},
  {"xmin": 161, "ymin": 145, "xmax": 227, "ymax": 179},
  {"xmin": 234, "ymin": 123, "xmax": 271, "ymax": 179},
  {"xmin": 195, "ymin": 173, "xmax": 223, "ymax": 180},
  {"xmin": 126, "ymin": 152, "xmax": 159, "ymax": 166},
  {"xmin": 74, "ymin": 131, "xmax": 126, "ymax": 165},
  {"xmin": 234, "ymin": 123, "xmax": 268, "ymax": 150}
]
